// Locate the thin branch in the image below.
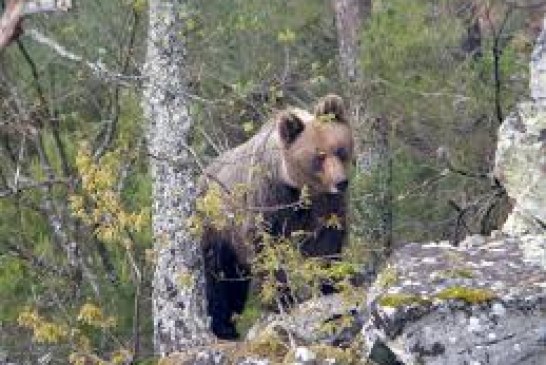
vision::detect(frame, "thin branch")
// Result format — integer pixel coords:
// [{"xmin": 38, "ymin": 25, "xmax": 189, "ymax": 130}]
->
[
  {"xmin": 5, "ymin": 240, "xmax": 69, "ymax": 276},
  {"xmin": 94, "ymin": 238, "xmax": 119, "ymax": 284},
  {"xmin": 16, "ymin": 38, "xmax": 72, "ymax": 176},
  {"xmin": 371, "ymin": 77, "xmax": 472, "ymax": 102},
  {"xmin": 13, "ymin": 134, "xmax": 25, "ymax": 193},
  {"xmin": 32, "ymin": 132, "xmax": 101, "ymax": 297},
  {"xmin": 0, "ymin": 0, "xmax": 24, "ymax": 50},
  {"xmin": 94, "ymin": 8, "xmax": 141, "ymax": 159},
  {"xmin": 21, "ymin": 0, "xmax": 72, "ymax": 14},
  {"xmin": 0, "ymin": 177, "xmax": 70, "ymax": 198},
  {"xmin": 26, "ymin": 29, "xmax": 144, "ymax": 86}
]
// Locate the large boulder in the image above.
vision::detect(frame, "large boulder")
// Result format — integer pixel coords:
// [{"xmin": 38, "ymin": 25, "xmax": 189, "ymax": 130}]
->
[
  {"xmin": 363, "ymin": 235, "xmax": 546, "ymax": 365},
  {"xmin": 246, "ymin": 294, "xmax": 363, "ymax": 347},
  {"xmin": 530, "ymin": 17, "xmax": 546, "ymax": 103},
  {"xmin": 494, "ymin": 102, "xmax": 546, "ymax": 235},
  {"xmin": 495, "ymin": 16, "xmax": 546, "ymax": 236}
]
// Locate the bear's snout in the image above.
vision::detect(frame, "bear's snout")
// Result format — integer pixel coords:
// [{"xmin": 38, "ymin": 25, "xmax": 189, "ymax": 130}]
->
[{"xmin": 335, "ymin": 179, "xmax": 349, "ymax": 193}]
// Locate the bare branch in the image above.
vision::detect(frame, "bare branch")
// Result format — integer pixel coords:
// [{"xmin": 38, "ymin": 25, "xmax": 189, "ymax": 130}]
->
[
  {"xmin": 26, "ymin": 29, "xmax": 144, "ymax": 86},
  {"xmin": 5, "ymin": 240, "xmax": 69, "ymax": 276},
  {"xmin": 22, "ymin": 0, "xmax": 72, "ymax": 15},
  {"xmin": 0, "ymin": 0, "xmax": 24, "ymax": 51},
  {"xmin": 1, "ymin": 0, "xmax": 72, "ymax": 50}
]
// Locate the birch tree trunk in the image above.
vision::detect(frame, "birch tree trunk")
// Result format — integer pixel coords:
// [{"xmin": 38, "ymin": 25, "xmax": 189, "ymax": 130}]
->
[
  {"xmin": 142, "ymin": 0, "xmax": 212, "ymax": 356},
  {"xmin": 331, "ymin": 0, "xmax": 372, "ymax": 170},
  {"xmin": 332, "ymin": 0, "xmax": 393, "ymax": 265},
  {"xmin": 332, "ymin": 0, "xmax": 370, "ymax": 88}
]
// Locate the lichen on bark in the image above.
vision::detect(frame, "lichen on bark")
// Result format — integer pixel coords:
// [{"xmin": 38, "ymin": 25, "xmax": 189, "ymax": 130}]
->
[{"xmin": 142, "ymin": 0, "xmax": 212, "ymax": 356}]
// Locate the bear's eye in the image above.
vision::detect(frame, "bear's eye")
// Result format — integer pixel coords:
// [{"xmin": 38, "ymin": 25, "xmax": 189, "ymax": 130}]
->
[
  {"xmin": 335, "ymin": 147, "xmax": 349, "ymax": 161},
  {"xmin": 312, "ymin": 152, "xmax": 326, "ymax": 172}
]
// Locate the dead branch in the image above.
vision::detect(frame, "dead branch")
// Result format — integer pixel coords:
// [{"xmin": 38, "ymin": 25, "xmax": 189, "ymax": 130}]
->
[
  {"xmin": 0, "ymin": 0, "xmax": 24, "ymax": 50},
  {"xmin": 1, "ymin": 0, "xmax": 72, "ymax": 50},
  {"xmin": 26, "ymin": 29, "xmax": 144, "ymax": 86}
]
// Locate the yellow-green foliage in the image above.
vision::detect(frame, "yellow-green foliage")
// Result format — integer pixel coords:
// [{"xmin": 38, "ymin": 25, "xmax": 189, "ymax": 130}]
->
[
  {"xmin": 234, "ymin": 294, "xmax": 261, "ymax": 336},
  {"xmin": 189, "ymin": 181, "xmax": 254, "ymax": 237},
  {"xmin": 436, "ymin": 286, "xmax": 496, "ymax": 304},
  {"xmin": 70, "ymin": 145, "xmax": 149, "ymax": 245},
  {"xmin": 318, "ymin": 312, "xmax": 359, "ymax": 340},
  {"xmin": 254, "ymin": 233, "xmax": 355, "ymax": 306},
  {"xmin": 189, "ymin": 183, "xmax": 229, "ymax": 235},
  {"xmin": 307, "ymin": 343, "xmax": 363, "ymax": 365},
  {"xmin": 376, "ymin": 266, "xmax": 399, "ymax": 289},
  {"xmin": 194, "ymin": 177, "xmax": 355, "ymax": 315},
  {"xmin": 246, "ymin": 329, "xmax": 289, "ymax": 363},
  {"xmin": 68, "ymin": 349, "xmax": 132, "ymax": 365},
  {"xmin": 194, "ymin": 179, "xmax": 358, "ymax": 338},
  {"xmin": 18, "ymin": 303, "xmax": 132, "ymax": 364},
  {"xmin": 77, "ymin": 303, "xmax": 116, "ymax": 328},
  {"xmin": 17, "ymin": 309, "xmax": 68, "ymax": 344}
]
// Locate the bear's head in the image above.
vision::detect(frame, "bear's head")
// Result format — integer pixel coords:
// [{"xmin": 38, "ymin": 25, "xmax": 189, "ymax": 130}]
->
[{"xmin": 277, "ymin": 94, "xmax": 354, "ymax": 195}]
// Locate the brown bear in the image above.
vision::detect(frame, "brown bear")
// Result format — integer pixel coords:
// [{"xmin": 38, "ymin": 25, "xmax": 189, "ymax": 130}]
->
[{"xmin": 199, "ymin": 94, "xmax": 354, "ymax": 339}]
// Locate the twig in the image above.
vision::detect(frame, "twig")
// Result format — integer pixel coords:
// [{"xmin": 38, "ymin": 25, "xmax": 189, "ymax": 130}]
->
[
  {"xmin": 26, "ymin": 29, "xmax": 144, "ymax": 86},
  {"xmin": 1, "ymin": 177, "xmax": 70, "ymax": 198},
  {"xmin": 0, "ymin": 0, "xmax": 24, "ymax": 50},
  {"xmin": 13, "ymin": 134, "xmax": 25, "ymax": 193},
  {"xmin": 484, "ymin": 2, "xmax": 514, "ymax": 125},
  {"xmin": 94, "ymin": 8, "xmax": 141, "ymax": 159},
  {"xmin": 16, "ymin": 38, "xmax": 72, "ymax": 176},
  {"xmin": 5, "ymin": 240, "xmax": 68, "ymax": 276},
  {"xmin": 371, "ymin": 77, "xmax": 472, "ymax": 102}
]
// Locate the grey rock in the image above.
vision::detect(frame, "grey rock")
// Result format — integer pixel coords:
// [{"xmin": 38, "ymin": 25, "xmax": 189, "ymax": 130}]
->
[
  {"xmin": 362, "ymin": 236, "xmax": 546, "ymax": 365},
  {"xmin": 531, "ymin": 17, "xmax": 546, "ymax": 103},
  {"xmin": 294, "ymin": 347, "xmax": 316, "ymax": 364},
  {"xmin": 494, "ymin": 103, "xmax": 546, "ymax": 236},
  {"xmin": 495, "ymin": 16, "xmax": 546, "ymax": 237},
  {"xmin": 246, "ymin": 294, "xmax": 365, "ymax": 347},
  {"xmin": 164, "ymin": 349, "xmax": 271, "ymax": 365}
]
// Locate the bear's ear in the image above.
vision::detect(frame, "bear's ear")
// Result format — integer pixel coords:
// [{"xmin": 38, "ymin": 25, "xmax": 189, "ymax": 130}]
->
[
  {"xmin": 314, "ymin": 94, "xmax": 348, "ymax": 124},
  {"xmin": 277, "ymin": 111, "xmax": 305, "ymax": 147}
]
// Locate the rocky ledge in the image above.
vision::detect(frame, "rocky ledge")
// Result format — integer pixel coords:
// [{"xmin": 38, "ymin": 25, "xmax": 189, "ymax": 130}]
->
[{"xmin": 364, "ymin": 234, "xmax": 546, "ymax": 365}]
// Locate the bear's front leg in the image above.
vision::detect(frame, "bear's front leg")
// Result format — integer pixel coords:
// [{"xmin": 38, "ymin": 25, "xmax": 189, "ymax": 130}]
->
[{"xmin": 204, "ymin": 240, "xmax": 250, "ymax": 340}]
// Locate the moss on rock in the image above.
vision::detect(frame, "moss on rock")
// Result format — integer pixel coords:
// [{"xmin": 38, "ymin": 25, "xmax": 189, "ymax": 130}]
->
[{"xmin": 435, "ymin": 286, "xmax": 496, "ymax": 304}]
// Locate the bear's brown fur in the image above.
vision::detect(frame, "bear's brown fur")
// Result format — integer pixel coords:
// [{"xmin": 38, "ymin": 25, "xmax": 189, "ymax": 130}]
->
[{"xmin": 200, "ymin": 94, "xmax": 353, "ymax": 339}]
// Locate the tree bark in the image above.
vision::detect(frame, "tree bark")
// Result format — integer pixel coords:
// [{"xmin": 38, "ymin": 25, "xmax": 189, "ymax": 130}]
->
[
  {"xmin": 332, "ymin": 0, "xmax": 392, "ymax": 266},
  {"xmin": 331, "ymin": 0, "xmax": 370, "ymax": 87},
  {"xmin": 331, "ymin": 0, "xmax": 373, "ymax": 170},
  {"xmin": 142, "ymin": 0, "xmax": 212, "ymax": 356}
]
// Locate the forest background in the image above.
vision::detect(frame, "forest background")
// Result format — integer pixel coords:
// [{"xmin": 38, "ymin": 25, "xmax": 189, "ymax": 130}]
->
[{"xmin": 0, "ymin": 0, "xmax": 542, "ymax": 363}]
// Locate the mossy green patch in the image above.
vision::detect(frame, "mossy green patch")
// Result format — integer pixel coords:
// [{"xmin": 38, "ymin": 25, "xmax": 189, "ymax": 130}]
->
[
  {"xmin": 235, "ymin": 293, "xmax": 262, "ymax": 336},
  {"xmin": 376, "ymin": 266, "xmax": 399, "ymax": 289},
  {"xmin": 378, "ymin": 293, "xmax": 430, "ymax": 308},
  {"xmin": 435, "ymin": 286, "xmax": 496, "ymax": 304}
]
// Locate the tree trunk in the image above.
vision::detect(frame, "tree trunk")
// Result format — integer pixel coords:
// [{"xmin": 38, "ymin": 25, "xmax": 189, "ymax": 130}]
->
[
  {"xmin": 332, "ymin": 0, "xmax": 392, "ymax": 268},
  {"xmin": 331, "ymin": 0, "xmax": 370, "ymax": 87},
  {"xmin": 142, "ymin": 0, "xmax": 212, "ymax": 356},
  {"xmin": 331, "ymin": 0, "xmax": 372, "ymax": 168}
]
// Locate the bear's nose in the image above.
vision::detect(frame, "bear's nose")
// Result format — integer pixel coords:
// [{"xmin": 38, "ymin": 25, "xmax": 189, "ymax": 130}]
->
[{"xmin": 335, "ymin": 179, "xmax": 349, "ymax": 193}]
